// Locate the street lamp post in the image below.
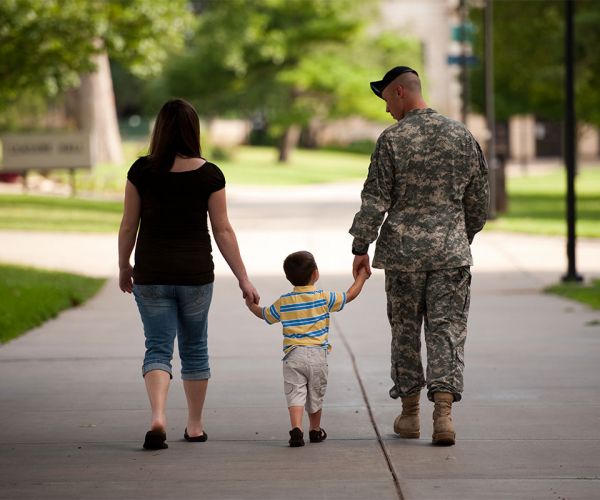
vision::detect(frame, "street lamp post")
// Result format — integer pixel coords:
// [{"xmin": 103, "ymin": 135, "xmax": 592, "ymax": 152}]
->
[
  {"xmin": 562, "ymin": 0, "xmax": 583, "ymax": 282},
  {"xmin": 460, "ymin": 0, "xmax": 470, "ymax": 125},
  {"xmin": 484, "ymin": 0, "xmax": 497, "ymax": 220}
]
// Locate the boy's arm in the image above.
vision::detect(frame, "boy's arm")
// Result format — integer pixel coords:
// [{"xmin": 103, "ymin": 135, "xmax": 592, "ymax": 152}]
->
[
  {"xmin": 346, "ymin": 268, "xmax": 369, "ymax": 303},
  {"xmin": 245, "ymin": 296, "xmax": 264, "ymax": 319},
  {"xmin": 247, "ymin": 302, "xmax": 264, "ymax": 319}
]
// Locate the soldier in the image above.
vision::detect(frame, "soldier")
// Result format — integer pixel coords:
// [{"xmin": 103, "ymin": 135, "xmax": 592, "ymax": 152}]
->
[{"xmin": 350, "ymin": 66, "xmax": 489, "ymax": 446}]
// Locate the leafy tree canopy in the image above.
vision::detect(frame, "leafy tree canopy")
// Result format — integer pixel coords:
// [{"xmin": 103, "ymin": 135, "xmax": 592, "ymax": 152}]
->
[
  {"xmin": 470, "ymin": 0, "xmax": 600, "ymax": 125},
  {"xmin": 0, "ymin": 0, "xmax": 194, "ymax": 103},
  {"xmin": 155, "ymin": 0, "xmax": 421, "ymax": 129}
]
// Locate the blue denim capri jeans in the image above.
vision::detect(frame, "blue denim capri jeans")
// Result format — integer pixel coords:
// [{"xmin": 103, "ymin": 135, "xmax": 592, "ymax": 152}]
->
[{"xmin": 133, "ymin": 283, "xmax": 213, "ymax": 380}]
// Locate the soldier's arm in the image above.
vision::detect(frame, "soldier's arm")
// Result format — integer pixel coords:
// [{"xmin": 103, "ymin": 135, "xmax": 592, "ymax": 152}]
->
[
  {"xmin": 349, "ymin": 135, "xmax": 395, "ymax": 252},
  {"xmin": 463, "ymin": 139, "xmax": 490, "ymax": 243}
]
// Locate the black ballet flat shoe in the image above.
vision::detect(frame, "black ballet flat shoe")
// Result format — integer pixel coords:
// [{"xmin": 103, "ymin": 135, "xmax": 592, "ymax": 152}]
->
[
  {"xmin": 288, "ymin": 427, "xmax": 305, "ymax": 447},
  {"xmin": 143, "ymin": 430, "xmax": 168, "ymax": 450},
  {"xmin": 309, "ymin": 427, "xmax": 327, "ymax": 443},
  {"xmin": 184, "ymin": 428, "xmax": 208, "ymax": 442}
]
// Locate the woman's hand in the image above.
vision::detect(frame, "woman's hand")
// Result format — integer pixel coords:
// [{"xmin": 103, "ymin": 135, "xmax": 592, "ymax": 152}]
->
[
  {"xmin": 239, "ymin": 278, "xmax": 260, "ymax": 305},
  {"xmin": 119, "ymin": 265, "xmax": 134, "ymax": 293},
  {"xmin": 118, "ymin": 180, "xmax": 140, "ymax": 294}
]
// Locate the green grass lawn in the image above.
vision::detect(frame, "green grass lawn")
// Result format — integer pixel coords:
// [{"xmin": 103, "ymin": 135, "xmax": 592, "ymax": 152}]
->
[
  {"xmin": 1, "ymin": 145, "xmax": 371, "ymax": 232},
  {"xmin": 545, "ymin": 279, "xmax": 600, "ymax": 310},
  {"xmin": 0, "ymin": 194, "xmax": 123, "ymax": 232},
  {"xmin": 217, "ymin": 146, "xmax": 369, "ymax": 185},
  {"xmin": 51, "ymin": 144, "xmax": 370, "ymax": 194},
  {"xmin": 0, "ymin": 263, "xmax": 105, "ymax": 343},
  {"xmin": 485, "ymin": 167, "xmax": 600, "ymax": 238},
  {"xmin": 1, "ymin": 145, "xmax": 599, "ymax": 237}
]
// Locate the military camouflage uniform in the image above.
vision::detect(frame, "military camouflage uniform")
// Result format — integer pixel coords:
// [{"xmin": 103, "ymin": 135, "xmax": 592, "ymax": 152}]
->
[{"xmin": 349, "ymin": 108, "xmax": 488, "ymax": 402}]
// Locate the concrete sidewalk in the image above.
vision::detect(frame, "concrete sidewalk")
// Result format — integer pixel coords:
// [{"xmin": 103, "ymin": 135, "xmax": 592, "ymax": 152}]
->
[{"xmin": 1, "ymin": 184, "xmax": 599, "ymax": 499}]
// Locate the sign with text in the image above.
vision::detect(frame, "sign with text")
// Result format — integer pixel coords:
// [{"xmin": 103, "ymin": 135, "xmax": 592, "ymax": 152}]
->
[{"xmin": 1, "ymin": 133, "xmax": 94, "ymax": 171}]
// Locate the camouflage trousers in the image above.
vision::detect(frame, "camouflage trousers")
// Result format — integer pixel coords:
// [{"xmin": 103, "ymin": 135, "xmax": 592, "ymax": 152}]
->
[{"xmin": 385, "ymin": 267, "xmax": 471, "ymax": 402}]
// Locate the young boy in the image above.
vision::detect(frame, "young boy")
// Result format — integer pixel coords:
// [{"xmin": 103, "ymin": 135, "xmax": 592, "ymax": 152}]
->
[{"xmin": 246, "ymin": 250, "xmax": 369, "ymax": 447}]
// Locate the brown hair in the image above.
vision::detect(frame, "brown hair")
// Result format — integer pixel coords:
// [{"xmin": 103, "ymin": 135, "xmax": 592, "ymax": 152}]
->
[
  {"xmin": 283, "ymin": 251, "xmax": 318, "ymax": 286},
  {"xmin": 147, "ymin": 99, "xmax": 201, "ymax": 171}
]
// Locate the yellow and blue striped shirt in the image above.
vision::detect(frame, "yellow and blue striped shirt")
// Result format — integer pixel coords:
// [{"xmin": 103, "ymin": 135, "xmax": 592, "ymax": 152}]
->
[{"xmin": 262, "ymin": 285, "xmax": 347, "ymax": 356}]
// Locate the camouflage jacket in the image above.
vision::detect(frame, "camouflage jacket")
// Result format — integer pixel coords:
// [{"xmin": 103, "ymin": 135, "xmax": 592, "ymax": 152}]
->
[{"xmin": 349, "ymin": 108, "xmax": 489, "ymax": 271}]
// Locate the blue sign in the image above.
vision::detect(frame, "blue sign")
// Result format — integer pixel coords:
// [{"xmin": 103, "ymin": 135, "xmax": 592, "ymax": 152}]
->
[{"xmin": 447, "ymin": 55, "xmax": 478, "ymax": 66}]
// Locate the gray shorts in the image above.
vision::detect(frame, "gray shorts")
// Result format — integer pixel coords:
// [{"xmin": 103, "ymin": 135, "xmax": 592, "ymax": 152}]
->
[{"xmin": 282, "ymin": 347, "xmax": 328, "ymax": 414}]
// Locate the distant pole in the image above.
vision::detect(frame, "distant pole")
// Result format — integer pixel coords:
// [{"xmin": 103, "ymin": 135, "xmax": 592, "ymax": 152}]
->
[
  {"xmin": 484, "ymin": 0, "xmax": 497, "ymax": 219},
  {"xmin": 460, "ymin": 0, "xmax": 470, "ymax": 124},
  {"xmin": 70, "ymin": 168, "xmax": 77, "ymax": 198},
  {"xmin": 562, "ymin": 0, "xmax": 582, "ymax": 282}
]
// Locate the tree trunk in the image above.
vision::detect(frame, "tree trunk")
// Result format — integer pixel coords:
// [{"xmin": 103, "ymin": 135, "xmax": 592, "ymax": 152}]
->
[
  {"xmin": 299, "ymin": 118, "xmax": 321, "ymax": 149},
  {"xmin": 495, "ymin": 157, "xmax": 508, "ymax": 213},
  {"xmin": 278, "ymin": 124, "xmax": 301, "ymax": 163},
  {"xmin": 66, "ymin": 51, "xmax": 124, "ymax": 165}
]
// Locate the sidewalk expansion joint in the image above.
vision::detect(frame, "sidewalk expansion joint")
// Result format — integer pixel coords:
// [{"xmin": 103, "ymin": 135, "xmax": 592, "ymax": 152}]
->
[{"xmin": 334, "ymin": 319, "xmax": 404, "ymax": 500}]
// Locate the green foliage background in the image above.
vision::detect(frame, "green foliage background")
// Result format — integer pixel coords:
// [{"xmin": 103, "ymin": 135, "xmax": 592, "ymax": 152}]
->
[
  {"xmin": 150, "ymin": 0, "xmax": 421, "ymax": 129},
  {"xmin": 470, "ymin": 0, "xmax": 600, "ymax": 125},
  {"xmin": 0, "ymin": 0, "xmax": 194, "ymax": 128}
]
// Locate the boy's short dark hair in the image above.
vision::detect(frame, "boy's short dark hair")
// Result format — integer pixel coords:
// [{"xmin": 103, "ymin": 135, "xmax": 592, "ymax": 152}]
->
[{"xmin": 283, "ymin": 251, "xmax": 318, "ymax": 286}]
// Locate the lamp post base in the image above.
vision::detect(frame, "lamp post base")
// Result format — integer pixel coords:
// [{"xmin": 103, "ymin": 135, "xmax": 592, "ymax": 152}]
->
[{"xmin": 561, "ymin": 272, "xmax": 584, "ymax": 283}]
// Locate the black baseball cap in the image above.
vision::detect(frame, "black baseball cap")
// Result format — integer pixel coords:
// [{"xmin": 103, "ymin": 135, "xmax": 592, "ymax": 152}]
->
[{"xmin": 370, "ymin": 66, "xmax": 419, "ymax": 99}]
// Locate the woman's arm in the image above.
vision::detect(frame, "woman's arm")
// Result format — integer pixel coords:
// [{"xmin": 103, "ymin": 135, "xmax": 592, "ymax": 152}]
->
[
  {"xmin": 117, "ymin": 180, "xmax": 141, "ymax": 293},
  {"xmin": 208, "ymin": 188, "xmax": 260, "ymax": 304}
]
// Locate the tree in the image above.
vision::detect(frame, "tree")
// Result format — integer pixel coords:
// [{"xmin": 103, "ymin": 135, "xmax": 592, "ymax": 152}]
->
[
  {"xmin": 0, "ymin": 0, "xmax": 194, "ymax": 163},
  {"xmin": 158, "ymin": 0, "xmax": 421, "ymax": 161},
  {"xmin": 469, "ymin": 0, "xmax": 600, "ymax": 125}
]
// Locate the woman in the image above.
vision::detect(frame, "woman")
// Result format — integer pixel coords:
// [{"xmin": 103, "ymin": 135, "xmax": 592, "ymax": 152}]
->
[{"xmin": 118, "ymin": 99, "xmax": 259, "ymax": 450}]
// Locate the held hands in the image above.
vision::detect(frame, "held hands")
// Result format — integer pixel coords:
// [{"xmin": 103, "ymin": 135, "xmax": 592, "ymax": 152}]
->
[
  {"xmin": 119, "ymin": 265, "xmax": 134, "ymax": 293},
  {"xmin": 242, "ymin": 280, "xmax": 264, "ymax": 319},
  {"xmin": 352, "ymin": 254, "xmax": 372, "ymax": 280},
  {"xmin": 239, "ymin": 278, "xmax": 260, "ymax": 305},
  {"xmin": 357, "ymin": 266, "xmax": 370, "ymax": 281},
  {"xmin": 244, "ymin": 294, "xmax": 255, "ymax": 309}
]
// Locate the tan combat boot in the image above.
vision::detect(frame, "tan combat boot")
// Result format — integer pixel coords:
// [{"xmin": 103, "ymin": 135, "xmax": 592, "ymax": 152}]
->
[
  {"xmin": 432, "ymin": 392, "xmax": 455, "ymax": 446},
  {"xmin": 393, "ymin": 393, "xmax": 420, "ymax": 438}
]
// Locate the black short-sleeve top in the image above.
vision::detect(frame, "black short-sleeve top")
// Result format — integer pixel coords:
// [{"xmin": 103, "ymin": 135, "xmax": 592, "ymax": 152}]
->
[{"xmin": 127, "ymin": 157, "xmax": 226, "ymax": 285}]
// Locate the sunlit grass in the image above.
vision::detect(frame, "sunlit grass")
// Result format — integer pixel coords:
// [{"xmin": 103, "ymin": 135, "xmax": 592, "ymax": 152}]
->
[
  {"xmin": 0, "ymin": 194, "xmax": 123, "ymax": 232},
  {"xmin": 545, "ymin": 279, "xmax": 600, "ymax": 310},
  {"xmin": 0, "ymin": 145, "xmax": 371, "ymax": 232},
  {"xmin": 217, "ymin": 146, "xmax": 369, "ymax": 185},
  {"xmin": 485, "ymin": 167, "xmax": 600, "ymax": 238},
  {"xmin": 48, "ymin": 143, "xmax": 370, "ymax": 194},
  {"xmin": 0, "ymin": 263, "xmax": 105, "ymax": 343},
  {"xmin": 3, "ymin": 149, "xmax": 599, "ymax": 238}
]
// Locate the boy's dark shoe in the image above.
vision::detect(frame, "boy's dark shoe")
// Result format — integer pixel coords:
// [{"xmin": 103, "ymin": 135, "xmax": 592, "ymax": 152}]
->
[
  {"xmin": 309, "ymin": 428, "xmax": 327, "ymax": 443},
  {"xmin": 288, "ymin": 427, "xmax": 305, "ymax": 447}
]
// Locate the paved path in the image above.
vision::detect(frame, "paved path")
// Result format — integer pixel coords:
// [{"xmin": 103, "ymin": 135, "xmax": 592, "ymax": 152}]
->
[{"xmin": 1, "ymin": 183, "xmax": 599, "ymax": 499}]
